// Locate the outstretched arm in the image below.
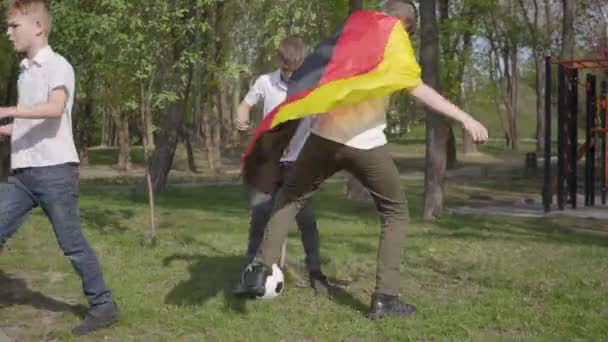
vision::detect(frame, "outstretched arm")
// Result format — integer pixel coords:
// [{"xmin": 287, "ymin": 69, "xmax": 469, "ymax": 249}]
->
[{"xmin": 407, "ymin": 83, "xmax": 488, "ymax": 143}]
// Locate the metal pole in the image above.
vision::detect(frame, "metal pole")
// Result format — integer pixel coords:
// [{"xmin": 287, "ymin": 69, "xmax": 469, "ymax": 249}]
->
[
  {"xmin": 557, "ymin": 65, "xmax": 566, "ymax": 210},
  {"xmin": 569, "ymin": 69, "xmax": 579, "ymax": 209},
  {"xmin": 543, "ymin": 56, "xmax": 553, "ymax": 213},
  {"xmin": 590, "ymin": 75, "xmax": 596, "ymax": 206},
  {"xmin": 585, "ymin": 74, "xmax": 596, "ymax": 206},
  {"xmin": 602, "ymin": 80, "xmax": 607, "ymax": 205}
]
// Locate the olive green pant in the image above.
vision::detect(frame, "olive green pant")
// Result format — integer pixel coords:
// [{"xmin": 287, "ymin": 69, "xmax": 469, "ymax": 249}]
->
[{"xmin": 254, "ymin": 134, "xmax": 409, "ymax": 296}]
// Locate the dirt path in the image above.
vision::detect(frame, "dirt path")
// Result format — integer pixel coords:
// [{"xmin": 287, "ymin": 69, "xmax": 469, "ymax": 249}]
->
[{"xmin": 0, "ymin": 328, "xmax": 12, "ymax": 342}]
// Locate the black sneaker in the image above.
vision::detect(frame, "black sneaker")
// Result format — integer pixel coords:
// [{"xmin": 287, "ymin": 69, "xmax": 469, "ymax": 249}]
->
[
  {"xmin": 309, "ymin": 271, "xmax": 330, "ymax": 297},
  {"xmin": 367, "ymin": 292, "xmax": 416, "ymax": 319},
  {"xmin": 232, "ymin": 262, "xmax": 272, "ymax": 299},
  {"xmin": 72, "ymin": 301, "xmax": 119, "ymax": 336}
]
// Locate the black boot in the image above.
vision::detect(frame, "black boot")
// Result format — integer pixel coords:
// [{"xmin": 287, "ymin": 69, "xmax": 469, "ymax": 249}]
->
[
  {"xmin": 72, "ymin": 301, "xmax": 119, "ymax": 336},
  {"xmin": 368, "ymin": 292, "xmax": 416, "ymax": 319},
  {"xmin": 233, "ymin": 262, "xmax": 272, "ymax": 299}
]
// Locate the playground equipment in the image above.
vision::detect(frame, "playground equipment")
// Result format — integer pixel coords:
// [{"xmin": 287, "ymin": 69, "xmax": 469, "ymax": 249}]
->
[{"xmin": 543, "ymin": 39, "xmax": 608, "ymax": 213}]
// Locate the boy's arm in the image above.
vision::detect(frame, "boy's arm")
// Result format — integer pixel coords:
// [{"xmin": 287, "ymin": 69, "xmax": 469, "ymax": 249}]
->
[
  {"xmin": 407, "ymin": 83, "xmax": 488, "ymax": 143},
  {"xmin": 236, "ymin": 101, "xmax": 252, "ymax": 131},
  {"xmin": 0, "ymin": 88, "xmax": 68, "ymax": 120},
  {"xmin": 0, "ymin": 124, "xmax": 13, "ymax": 136},
  {"xmin": 236, "ymin": 76, "xmax": 265, "ymax": 131}
]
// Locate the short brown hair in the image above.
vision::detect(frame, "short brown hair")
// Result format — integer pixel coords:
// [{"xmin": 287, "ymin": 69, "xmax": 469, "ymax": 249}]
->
[
  {"xmin": 383, "ymin": 0, "xmax": 417, "ymax": 35},
  {"xmin": 6, "ymin": 0, "xmax": 52, "ymax": 33},
  {"xmin": 277, "ymin": 35, "xmax": 308, "ymax": 71}
]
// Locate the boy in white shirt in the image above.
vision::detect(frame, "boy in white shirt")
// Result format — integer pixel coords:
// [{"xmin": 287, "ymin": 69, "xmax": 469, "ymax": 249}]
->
[
  {"xmin": 0, "ymin": 0, "xmax": 118, "ymax": 335},
  {"xmin": 236, "ymin": 35, "xmax": 329, "ymax": 294}
]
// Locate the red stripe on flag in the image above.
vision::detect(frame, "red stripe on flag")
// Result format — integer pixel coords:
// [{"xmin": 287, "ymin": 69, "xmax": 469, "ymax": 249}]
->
[{"xmin": 319, "ymin": 11, "xmax": 397, "ymax": 85}]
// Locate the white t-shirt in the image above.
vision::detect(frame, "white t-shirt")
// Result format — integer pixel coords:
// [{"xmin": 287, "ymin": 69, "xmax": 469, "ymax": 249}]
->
[
  {"xmin": 244, "ymin": 69, "xmax": 287, "ymax": 117},
  {"xmin": 11, "ymin": 45, "xmax": 79, "ymax": 169},
  {"xmin": 312, "ymin": 96, "xmax": 390, "ymax": 150},
  {"xmin": 244, "ymin": 69, "xmax": 312, "ymax": 162}
]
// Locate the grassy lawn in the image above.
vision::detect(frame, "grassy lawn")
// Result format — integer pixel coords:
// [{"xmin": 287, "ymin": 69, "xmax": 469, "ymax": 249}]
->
[{"xmin": 1, "ymin": 173, "xmax": 607, "ymax": 341}]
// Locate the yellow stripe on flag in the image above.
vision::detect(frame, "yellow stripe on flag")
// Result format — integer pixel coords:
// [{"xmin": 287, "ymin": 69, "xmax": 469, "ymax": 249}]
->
[{"xmin": 270, "ymin": 21, "xmax": 422, "ymax": 129}]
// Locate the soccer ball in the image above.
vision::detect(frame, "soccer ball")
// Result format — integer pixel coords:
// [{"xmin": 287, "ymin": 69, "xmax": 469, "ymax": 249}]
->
[{"xmin": 259, "ymin": 263, "xmax": 284, "ymax": 299}]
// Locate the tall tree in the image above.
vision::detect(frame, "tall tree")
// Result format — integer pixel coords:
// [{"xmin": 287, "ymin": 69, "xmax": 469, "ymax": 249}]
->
[
  {"xmin": 517, "ymin": 0, "xmax": 547, "ymax": 152},
  {"xmin": 439, "ymin": 0, "xmax": 479, "ymax": 156},
  {"xmin": 422, "ymin": 0, "xmax": 450, "ymax": 219},
  {"xmin": 561, "ymin": 0, "xmax": 576, "ymax": 59}
]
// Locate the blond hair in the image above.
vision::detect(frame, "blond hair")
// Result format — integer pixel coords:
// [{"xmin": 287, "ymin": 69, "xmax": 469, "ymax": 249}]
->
[{"xmin": 6, "ymin": 0, "xmax": 52, "ymax": 34}]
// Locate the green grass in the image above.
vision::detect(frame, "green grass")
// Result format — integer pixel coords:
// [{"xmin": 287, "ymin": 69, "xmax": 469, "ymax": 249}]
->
[{"xmin": 1, "ymin": 174, "xmax": 607, "ymax": 341}]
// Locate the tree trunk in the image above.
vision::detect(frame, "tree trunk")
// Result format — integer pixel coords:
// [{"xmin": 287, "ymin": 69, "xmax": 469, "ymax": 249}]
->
[
  {"xmin": 447, "ymin": 127, "xmax": 457, "ymax": 169},
  {"xmin": 101, "ymin": 108, "xmax": 108, "ymax": 146},
  {"xmin": 421, "ymin": 0, "xmax": 448, "ymax": 220},
  {"xmin": 349, "ymin": 0, "xmax": 363, "ymax": 14},
  {"xmin": 149, "ymin": 102, "xmax": 184, "ymax": 193},
  {"xmin": 231, "ymin": 77, "xmax": 242, "ymax": 148},
  {"xmin": 185, "ymin": 131, "xmax": 198, "ymax": 173},
  {"xmin": 219, "ymin": 80, "xmax": 233, "ymax": 149},
  {"xmin": 203, "ymin": 100, "xmax": 223, "ymax": 175},
  {"xmin": 0, "ymin": 62, "xmax": 16, "ymax": 181},
  {"xmin": 78, "ymin": 97, "xmax": 93, "ymax": 165},
  {"xmin": 560, "ymin": 0, "xmax": 576, "ymax": 59},
  {"xmin": 144, "ymin": 107, "xmax": 155, "ymax": 149},
  {"xmin": 110, "ymin": 106, "xmax": 131, "ymax": 171},
  {"xmin": 508, "ymin": 45, "xmax": 520, "ymax": 151},
  {"xmin": 535, "ymin": 56, "xmax": 545, "ymax": 152}
]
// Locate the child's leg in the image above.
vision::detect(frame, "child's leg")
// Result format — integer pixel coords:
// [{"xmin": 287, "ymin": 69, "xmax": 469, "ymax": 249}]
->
[
  {"xmin": 32, "ymin": 164, "xmax": 113, "ymax": 307},
  {"xmin": 295, "ymin": 202, "xmax": 321, "ymax": 273},
  {"xmin": 255, "ymin": 135, "xmax": 342, "ymax": 268},
  {"xmin": 0, "ymin": 175, "xmax": 37, "ymax": 248},
  {"xmin": 246, "ymin": 190, "xmax": 274, "ymax": 260},
  {"xmin": 276, "ymin": 162, "xmax": 322, "ymax": 273},
  {"xmin": 340, "ymin": 145, "xmax": 409, "ymax": 297}
]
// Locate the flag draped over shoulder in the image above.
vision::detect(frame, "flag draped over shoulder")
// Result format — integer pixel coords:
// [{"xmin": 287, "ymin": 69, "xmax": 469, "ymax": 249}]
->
[{"xmin": 242, "ymin": 10, "xmax": 422, "ymax": 193}]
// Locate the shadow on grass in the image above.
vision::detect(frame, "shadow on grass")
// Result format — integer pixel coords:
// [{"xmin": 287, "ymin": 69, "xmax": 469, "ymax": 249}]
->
[
  {"xmin": 80, "ymin": 207, "xmax": 134, "ymax": 234},
  {"xmin": 162, "ymin": 253, "xmax": 249, "ymax": 314},
  {"xmin": 0, "ymin": 270, "xmax": 87, "ymax": 318}
]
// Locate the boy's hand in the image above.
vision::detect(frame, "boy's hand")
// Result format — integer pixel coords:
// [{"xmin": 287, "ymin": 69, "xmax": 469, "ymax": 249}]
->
[
  {"xmin": 0, "ymin": 107, "xmax": 16, "ymax": 119},
  {"xmin": 462, "ymin": 116, "xmax": 488, "ymax": 144},
  {"xmin": 236, "ymin": 119, "xmax": 250, "ymax": 131}
]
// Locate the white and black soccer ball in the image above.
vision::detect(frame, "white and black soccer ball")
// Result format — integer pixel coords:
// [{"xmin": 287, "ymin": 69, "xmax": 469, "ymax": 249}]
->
[{"xmin": 259, "ymin": 263, "xmax": 285, "ymax": 299}]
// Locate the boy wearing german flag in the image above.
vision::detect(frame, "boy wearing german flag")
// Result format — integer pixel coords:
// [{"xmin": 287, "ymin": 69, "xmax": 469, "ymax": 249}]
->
[{"xmin": 236, "ymin": 0, "xmax": 489, "ymax": 318}]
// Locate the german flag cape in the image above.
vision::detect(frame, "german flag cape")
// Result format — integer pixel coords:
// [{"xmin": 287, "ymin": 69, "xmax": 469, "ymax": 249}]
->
[{"xmin": 243, "ymin": 10, "xmax": 422, "ymax": 193}]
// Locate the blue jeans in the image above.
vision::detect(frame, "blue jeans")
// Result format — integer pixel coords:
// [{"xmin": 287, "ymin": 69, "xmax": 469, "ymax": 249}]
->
[
  {"xmin": 246, "ymin": 162, "xmax": 322, "ymax": 272},
  {"xmin": 0, "ymin": 163, "xmax": 113, "ymax": 307}
]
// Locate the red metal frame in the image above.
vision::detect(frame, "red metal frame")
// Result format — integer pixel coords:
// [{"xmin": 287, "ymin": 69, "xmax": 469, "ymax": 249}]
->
[
  {"xmin": 549, "ymin": 58, "xmax": 608, "ymax": 70},
  {"xmin": 550, "ymin": 38, "xmax": 608, "ymax": 70}
]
